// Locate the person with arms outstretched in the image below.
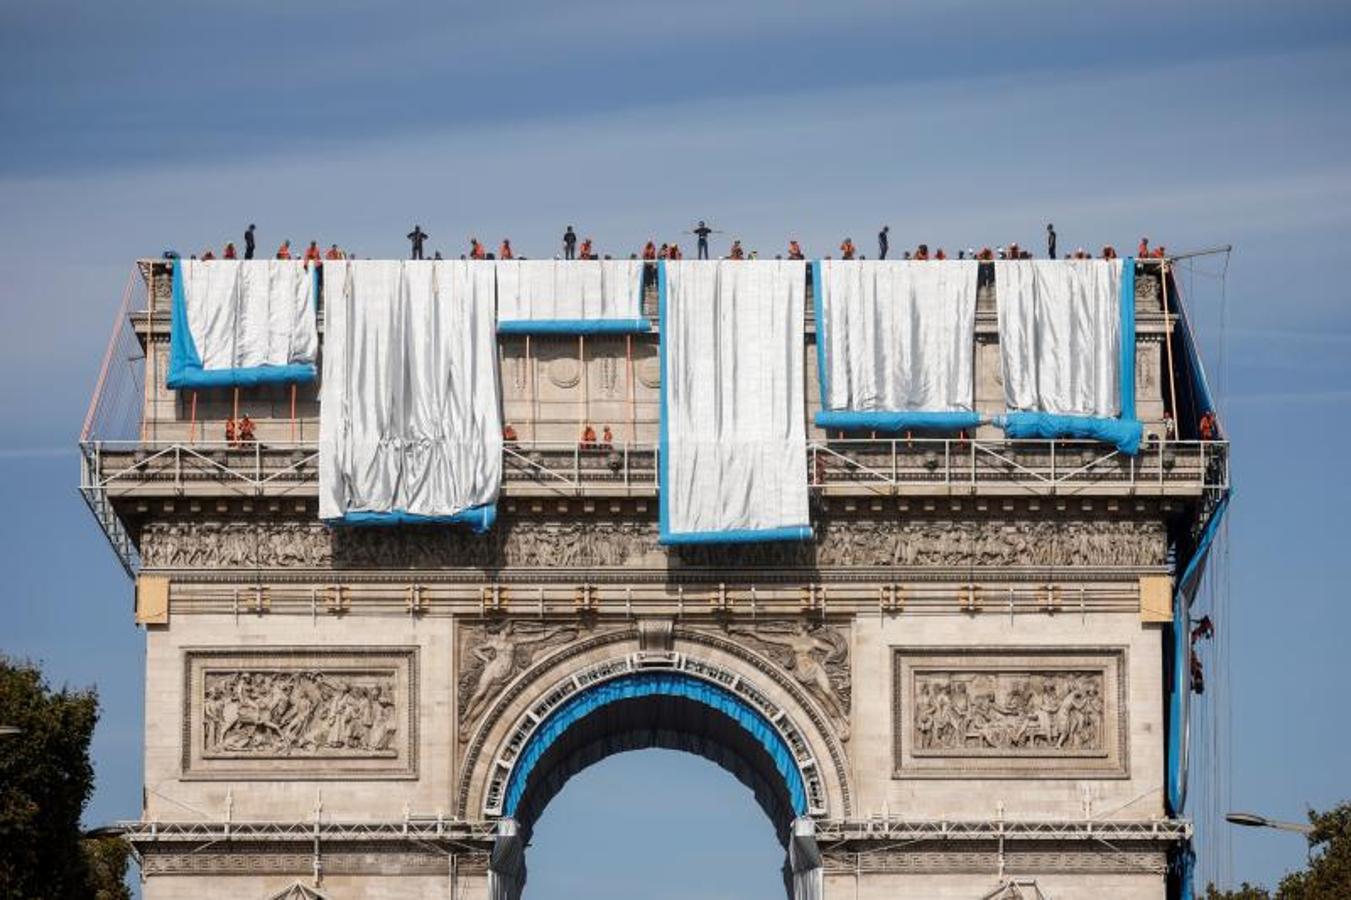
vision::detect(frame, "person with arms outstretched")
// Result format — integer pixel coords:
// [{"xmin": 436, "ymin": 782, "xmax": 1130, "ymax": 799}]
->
[
  {"xmin": 686, "ymin": 220, "xmax": 720, "ymax": 260},
  {"xmin": 407, "ymin": 225, "xmax": 429, "ymax": 260}
]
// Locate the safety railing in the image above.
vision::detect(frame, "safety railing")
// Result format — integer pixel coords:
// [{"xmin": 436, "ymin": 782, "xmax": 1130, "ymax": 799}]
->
[{"xmin": 81, "ymin": 437, "xmax": 1226, "ymax": 499}]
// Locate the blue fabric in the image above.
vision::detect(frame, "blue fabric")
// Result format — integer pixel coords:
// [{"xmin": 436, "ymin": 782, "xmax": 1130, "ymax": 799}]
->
[
  {"xmin": 815, "ymin": 410, "xmax": 981, "ymax": 432},
  {"xmin": 502, "ymin": 671, "xmax": 808, "ymax": 818},
  {"xmin": 656, "ymin": 262, "xmax": 813, "ymax": 547},
  {"xmin": 324, "ymin": 503, "xmax": 497, "ymax": 533},
  {"xmin": 497, "ymin": 318, "xmax": 651, "ymax": 335},
  {"xmin": 166, "ymin": 261, "xmax": 318, "ymax": 389},
  {"xmin": 660, "ymin": 524, "xmax": 814, "ymax": 546},
  {"xmin": 811, "ymin": 259, "xmax": 978, "ymax": 433},
  {"xmin": 994, "ymin": 257, "xmax": 1143, "ymax": 455},
  {"xmin": 1167, "ymin": 493, "xmax": 1230, "ymax": 817},
  {"xmin": 998, "ymin": 411, "xmax": 1144, "ymax": 455},
  {"xmin": 1119, "ymin": 257, "xmax": 1137, "ymax": 420}
]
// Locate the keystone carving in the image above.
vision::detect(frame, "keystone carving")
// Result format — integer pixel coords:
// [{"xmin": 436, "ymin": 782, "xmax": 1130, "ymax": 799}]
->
[
  {"xmin": 140, "ymin": 518, "xmax": 1164, "ymax": 571},
  {"xmin": 202, "ymin": 670, "xmax": 398, "ymax": 758},
  {"xmin": 730, "ymin": 622, "xmax": 851, "ymax": 738}
]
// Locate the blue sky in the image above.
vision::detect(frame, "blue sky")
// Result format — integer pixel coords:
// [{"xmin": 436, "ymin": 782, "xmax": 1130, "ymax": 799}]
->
[{"xmin": 1, "ymin": 1, "xmax": 1349, "ymax": 896}]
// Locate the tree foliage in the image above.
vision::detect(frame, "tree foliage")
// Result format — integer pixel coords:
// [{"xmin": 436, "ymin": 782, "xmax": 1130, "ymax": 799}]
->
[
  {"xmin": 0, "ymin": 656, "xmax": 127, "ymax": 899},
  {"xmin": 1204, "ymin": 802, "xmax": 1351, "ymax": 900}
]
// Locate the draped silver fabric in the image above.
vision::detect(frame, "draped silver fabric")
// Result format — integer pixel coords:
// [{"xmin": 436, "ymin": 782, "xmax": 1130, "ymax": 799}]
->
[
  {"xmin": 788, "ymin": 817, "xmax": 824, "ymax": 900},
  {"xmin": 994, "ymin": 259, "xmax": 1123, "ymax": 416},
  {"xmin": 817, "ymin": 260, "xmax": 977, "ymax": 412},
  {"xmin": 319, "ymin": 260, "xmax": 502, "ymax": 520},
  {"xmin": 663, "ymin": 260, "xmax": 809, "ymax": 536},
  {"xmin": 496, "ymin": 259, "xmax": 643, "ymax": 322},
  {"xmin": 487, "ymin": 818, "xmax": 525, "ymax": 900},
  {"xmin": 182, "ymin": 260, "xmax": 316, "ymax": 369}
]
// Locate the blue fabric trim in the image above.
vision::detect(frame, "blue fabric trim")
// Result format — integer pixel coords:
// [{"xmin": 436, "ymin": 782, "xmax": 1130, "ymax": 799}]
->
[
  {"xmin": 657, "ymin": 261, "xmax": 672, "ymax": 538},
  {"xmin": 811, "ymin": 261, "xmax": 829, "ymax": 409},
  {"xmin": 497, "ymin": 318, "xmax": 651, "ymax": 335},
  {"xmin": 1167, "ymin": 493, "xmax": 1230, "ymax": 816},
  {"xmin": 502, "ymin": 671, "xmax": 808, "ymax": 818},
  {"xmin": 660, "ymin": 524, "xmax": 814, "ymax": 546},
  {"xmin": 815, "ymin": 410, "xmax": 981, "ymax": 432},
  {"xmin": 1120, "ymin": 256, "xmax": 1137, "ymax": 420},
  {"xmin": 166, "ymin": 261, "xmax": 318, "ymax": 390},
  {"xmin": 325, "ymin": 503, "xmax": 497, "ymax": 534},
  {"xmin": 998, "ymin": 411, "xmax": 1144, "ymax": 455}
]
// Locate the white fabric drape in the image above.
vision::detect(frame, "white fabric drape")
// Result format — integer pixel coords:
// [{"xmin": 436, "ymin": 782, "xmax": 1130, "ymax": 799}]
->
[
  {"xmin": 182, "ymin": 259, "xmax": 317, "ymax": 369},
  {"xmin": 816, "ymin": 260, "xmax": 977, "ymax": 412},
  {"xmin": 789, "ymin": 817, "xmax": 824, "ymax": 900},
  {"xmin": 662, "ymin": 260, "xmax": 809, "ymax": 538},
  {"xmin": 319, "ymin": 260, "xmax": 502, "ymax": 520},
  {"xmin": 995, "ymin": 259, "xmax": 1124, "ymax": 417},
  {"xmin": 496, "ymin": 259, "xmax": 643, "ymax": 322}
]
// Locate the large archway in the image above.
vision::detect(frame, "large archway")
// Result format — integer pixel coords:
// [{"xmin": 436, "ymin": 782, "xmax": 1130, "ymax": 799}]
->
[{"xmin": 474, "ymin": 649, "xmax": 830, "ymax": 900}]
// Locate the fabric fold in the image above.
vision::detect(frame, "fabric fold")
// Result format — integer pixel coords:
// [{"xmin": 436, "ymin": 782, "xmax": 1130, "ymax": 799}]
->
[
  {"xmin": 993, "ymin": 258, "xmax": 1142, "ymax": 453},
  {"xmin": 659, "ymin": 260, "xmax": 811, "ymax": 544},
  {"xmin": 813, "ymin": 260, "xmax": 979, "ymax": 432},
  {"xmin": 168, "ymin": 259, "xmax": 318, "ymax": 388},
  {"xmin": 496, "ymin": 259, "xmax": 648, "ymax": 333},
  {"xmin": 319, "ymin": 260, "xmax": 501, "ymax": 528}
]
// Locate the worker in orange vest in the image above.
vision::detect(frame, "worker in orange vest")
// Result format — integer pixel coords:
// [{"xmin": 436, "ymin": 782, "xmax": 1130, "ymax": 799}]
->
[
  {"xmin": 579, "ymin": 238, "xmax": 594, "ymax": 260},
  {"xmin": 580, "ymin": 424, "xmax": 597, "ymax": 450},
  {"xmin": 934, "ymin": 248, "xmax": 947, "ymax": 260},
  {"xmin": 839, "ymin": 238, "xmax": 856, "ymax": 260},
  {"xmin": 222, "ymin": 242, "xmax": 237, "ymax": 259},
  {"xmin": 324, "ymin": 243, "xmax": 343, "ymax": 260},
  {"xmin": 200, "ymin": 248, "xmax": 216, "ymax": 261},
  {"xmin": 787, "ymin": 240, "xmax": 803, "ymax": 260},
  {"xmin": 275, "ymin": 240, "xmax": 292, "ymax": 260},
  {"xmin": 729, "ymin": 240, "xmax": 745, "ymax": 260},
  {"xmin": 642, "ymin": 241, "xmax": 657, "ymax": 261},
  {"xmin": 914, "ymin": 243, "xmax": 930, "ymax": 261},
  {"xmin": 470, "ymin": 238, "xmax": 486, "ymax": 260},
  {"xmin": 238, "ymin": 415, "xmax": 256, "ymax": 444},
  {"xmin": 499, "ymin": 239, "xmax": 514, "ymax": 260},
  {"xmin": 1152, "ymin": 245, "xmax": 1166, "ymax": 259},
  {"xmin": 503, "ymin": 423, "xmax": 519, "ymax": 445},
  {"xmin": 601, "ymin": 425, "xmax": 613, "ymax": 448},
  {"xmin": 1138, "ymin": 237, "xmax": 1150, "ymax": 257},
  {"xmin": 224, "ymin": 417, "xmax": 237, "ymax": 447},
  {"xmin": 303, "ymin": 241, "xmax": 322, "ymax": 265}
]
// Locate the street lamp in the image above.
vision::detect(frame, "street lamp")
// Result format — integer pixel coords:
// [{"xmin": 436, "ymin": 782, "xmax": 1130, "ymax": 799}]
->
[
  {"xmin": 0, "ymin": 725, "xmax": 22, "ymax": 737},
  {"xmin": 1226, "ymin": 812, "xmax": 1314, "ymax": 835}
]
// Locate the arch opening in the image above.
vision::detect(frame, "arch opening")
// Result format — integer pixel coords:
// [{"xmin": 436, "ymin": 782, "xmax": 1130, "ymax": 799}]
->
[{"xmin": 503, "ymin": 671, "xmax": 807, "ymax": 845}]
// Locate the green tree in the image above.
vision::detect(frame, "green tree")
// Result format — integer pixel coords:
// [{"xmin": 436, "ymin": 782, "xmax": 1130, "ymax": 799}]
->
[
  {"xmin": 0, "ymin": 657, "xmax": 128, "ymax": 899},
  {"xmin": 1204, "ymin": 802, "xmax": 1351, "ymax": 900}
]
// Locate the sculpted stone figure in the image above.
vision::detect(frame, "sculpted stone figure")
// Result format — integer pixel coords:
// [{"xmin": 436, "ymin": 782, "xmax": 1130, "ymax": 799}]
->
[
  {"xmin": 733, "ymin": 622, "xmax": 851, "ymax": 739},
  {"xmin": 459, "ymin": 622, "xmax": 577, "ymax": 730},
  {"xmin": 201, "ymin": 670, "xmax": 398, "ymax": 757},
  {"xmin": 913, "ymin": 671, "xmax": 1103, "ymax": 753}
]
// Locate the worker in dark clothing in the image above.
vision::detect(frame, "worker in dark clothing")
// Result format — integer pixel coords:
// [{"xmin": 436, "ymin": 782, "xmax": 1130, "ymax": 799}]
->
[
  {"xmin": 1046, "ymin": 223, "xmax": 1057, "ymax": 261},
  {"xmin": 687, "ymin": 221, "xmax": 720, "ymax": 260},
  {"xmin": 563, "ymin": 226, "xmax": 578, "ymax": 260},
  {"xmin": 878, "ymin": 225, "xmax": 890, "ymax": 260},
  {"xmin": 244, "ymin": 224, "xmax": 256, "ymax": 260},
  {"xmin": 407, "ymin": 225, "xmax": 429, "ymax": 260}
]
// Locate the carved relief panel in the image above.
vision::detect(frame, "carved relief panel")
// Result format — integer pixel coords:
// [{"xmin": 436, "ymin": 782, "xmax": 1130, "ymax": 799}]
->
[
  {"xmin": 893, "ymin": 647, "xmax": 1127, "ymax": 779},
  {"xmin": 182, "ymin": 648, "xmax": 417, "ymax": 780}
]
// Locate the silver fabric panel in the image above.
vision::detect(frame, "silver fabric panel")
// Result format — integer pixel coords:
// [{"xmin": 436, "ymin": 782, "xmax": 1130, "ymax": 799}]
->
[
  {"xmin": 664, "ymin": 260, "xmax": 809, "ymax": 535},
  {"xmin": 182, "ymin": 260, "xmax": 316, "ymax": 369},
  {"xmin": 789, "ymin": 817, "xmax": 824, "ymax": 900},
  {"xmin": 495, "ymin": 259, "xmax": 643, "ymax": 321},
  {"xmin": 319, "ymin": 260, "xmax": 502, "ymax": 520},
  {"xmin": 487, "ymin": 818, "xmax": 525, "ymax": 900},
  {"xmin": 818, "ymin": 260, "xmax": 977, "ymax": 412},
  {"xmin": 995, "ymin": 259, "xmax": 1123, "ymax": 416}
]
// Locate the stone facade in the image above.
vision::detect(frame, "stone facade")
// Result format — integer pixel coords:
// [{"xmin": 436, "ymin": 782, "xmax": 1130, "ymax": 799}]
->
[{"xmin": 110, "ymin": 261, "xmax": 1198, "ymax": 899}]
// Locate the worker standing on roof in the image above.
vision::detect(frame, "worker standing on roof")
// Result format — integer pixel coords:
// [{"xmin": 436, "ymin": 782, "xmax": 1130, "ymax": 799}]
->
[
  {"xmin": 1046, "ymin": 223, "xmax": 1057, "ymax": 260},
  {"xmin": 303, "ymin": 241, "xmax": 322, "ymax": 265},
  {"xmin": 787, "ymin": 240, "xmax": 803, "ymax": 260},
  {"xmin": 276, "ymin": 240, "xmax": 292, "ymax": 260},
  {"xmin": 563, "ymin": 226, "xmax": 578, "ymax": 260},
  {"xmin": 729, "ymin": 240, "xmax": 745, "ymax": 260},
  {"xmin": 1138, "ymin": 236, "xmax": 1150, "ymax": 258},
  {"xmin": 223, "ymin": 242, "xmax": 237, "ymax": 260},
  {"xmin": 469, "ymin": 238, "xmax": 486, "ymax": 260},
  {"xmin": 840, "ymin": 237, "xmax": 856, "ymax": 260},
  {"xmin": 244, "ymin": 225, "xmax": 256, "ymax": 260},
  {"xmin": 324, "ymin": 243, "xmax": 343, "ymax": 261},
  {"xmin": 687, "ymin": 221, "xmax": 719, "ymax": 260},
  {"xmin": 408, "ymin": 225, "xmax": 429, "ymax": 260},
  {"xmin": 878, "ymin": 226, "xmax": 890, "ymax": 260},
  {"xmin": 642, "ymin": 241, "xmax": 657, "ymax": 260},
  {"xmin": 579, "ymin": 237, "xmax": 594, "ymax": 260},
  {"xmin": 499, "ymin": 239, "xmax": 514, "ymax": 260}
]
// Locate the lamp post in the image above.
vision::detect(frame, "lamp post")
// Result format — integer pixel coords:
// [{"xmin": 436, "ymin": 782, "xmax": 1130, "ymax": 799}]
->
[{"xmin": 1225, "ymin": 812, "xmax": 1314, "ymax": 836}]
